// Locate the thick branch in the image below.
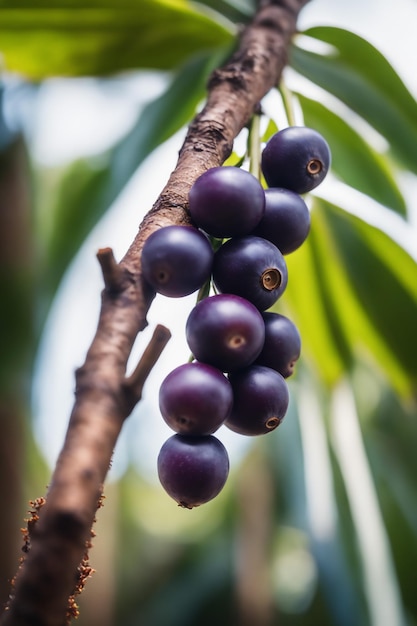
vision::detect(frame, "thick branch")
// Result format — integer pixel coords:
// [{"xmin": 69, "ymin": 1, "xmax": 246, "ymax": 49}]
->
[{"xmin": 1, "ymin": 1, "xmax": 309, "ymax": 624}]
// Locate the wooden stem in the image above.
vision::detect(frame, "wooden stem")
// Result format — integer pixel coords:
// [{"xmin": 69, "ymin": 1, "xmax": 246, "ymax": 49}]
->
[{"xmin": 1, "ymin": 2, "xmax": 310, "ymax": 624}]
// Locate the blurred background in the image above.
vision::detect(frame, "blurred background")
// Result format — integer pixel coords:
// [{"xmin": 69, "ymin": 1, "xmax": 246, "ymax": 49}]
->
[{"xmin": 1, "ymin": 0, "xmax": 417, "ymax": 624}]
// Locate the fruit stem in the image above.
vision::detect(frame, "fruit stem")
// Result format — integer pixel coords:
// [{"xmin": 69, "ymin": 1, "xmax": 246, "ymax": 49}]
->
[
  {"xmin": 278, "ymin": 79, "xmax": 297, "ymax": 127},
  {"xmin": 196, "ymin": 277, "xmax": 211, "ymax": 302},
  {"xmin": 248, "ymin": 111, "xmax": 262, "ymax": 180}
]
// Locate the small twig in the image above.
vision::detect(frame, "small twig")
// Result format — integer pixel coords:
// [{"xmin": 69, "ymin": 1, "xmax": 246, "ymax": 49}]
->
[
  {"xmin": 123, "ymin": 324, "xmax": 172, "ymax": 411},
  {"xmin": 97, "ymin": 247, "xmax": 125, "ymax": 293}
]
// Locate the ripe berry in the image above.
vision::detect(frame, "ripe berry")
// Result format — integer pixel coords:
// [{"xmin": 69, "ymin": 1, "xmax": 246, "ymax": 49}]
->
[
  {"xmin": 261, "ymin": 127, "xmax": 331, "ymax": 194},
  {"xmin": 141, "ymin": 225, "xmax": 213, "ymax": 297},
  {"xmin": 255, "ymin": 312, "xmax": 301, "ymax": 377},
  {"xmin": 157, "ymin": 434, "xmax": 230, "ymax": 508},
  {"xmin": 188, "ymin": 166, "xmax": 265, "ymax": 238},
  {"xmin": 212, "ymin": 236, "xmax": 288, "ymax": 311},
  {"xmin": 186, "ymin": 294, "xmax": 265, "ymax": 372},
  {"xmin": 159, "ymin": 362, "xmax": 233, "ymax": 435},
  {"xmin": 251, "ymin": 188, "xmax": 310, "ymax": 254},
  {"xmin": 226, "ymin": 365, "xmax": 289, "ymax": 436}
]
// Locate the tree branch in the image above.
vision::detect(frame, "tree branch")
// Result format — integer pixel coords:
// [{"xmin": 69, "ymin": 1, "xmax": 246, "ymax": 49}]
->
[{"xmin": 1, "ymin": 1, "xmax": 309, "ymax": 624}]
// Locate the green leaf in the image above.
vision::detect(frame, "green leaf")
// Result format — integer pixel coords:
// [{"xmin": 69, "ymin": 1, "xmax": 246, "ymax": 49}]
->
[
  {"xmin": 196, "ymin": 0, "xmax": 255, "ymax": 21},
  {"xmin": 290, "ymin": 27, "xmax": 417, "ymax": 174},
  {"xmin": 282, "ymin": 198, "xmax": 417, "ymax": 396},
  {"xmin": 355, "ymin": 381, "xmax": 417, "ymax": 615},
  {"xmin": 43, "ymin": 51, "xmax": 218, "ymax": 294},
  {"xmin": 277, "ymin": 230, "xmax": 348, "ymax": 387},
  {"xmin": 261, "ymin": 117, "xmax": 278, "ymax": 143},
  {"xmin": 311, "ymin": 198, "xmax": 417, "ymax": 396},
  {"xmin": 0, "ymin": 0, "xmax": 234, "ymax": 79},
  {"xmin": 275, "ymin": 382, "xmax": 367, "ymax": 626},
  {"xmin": 296, "ymin": 94, "xmax": 407, "ymax": 216},
  {"xmin": 367, "ymin": 397, "xmax": 417, "ymax": 539},
  {"xmin": 222, "ymin": 151, "xmax": 245, "ymax": 167}
]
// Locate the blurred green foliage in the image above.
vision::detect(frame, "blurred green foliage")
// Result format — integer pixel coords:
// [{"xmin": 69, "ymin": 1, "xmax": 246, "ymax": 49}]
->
[
  {"xmin": 0, "ymin": 2, "xmax": 416, "ymax": 625},
  {"xmin": 291, "ymin": 26, "xmax": 417, "ymax": 174},
  {"xmin": 0, "ymin": 0, "xmax": 234, "ymax": 79}
]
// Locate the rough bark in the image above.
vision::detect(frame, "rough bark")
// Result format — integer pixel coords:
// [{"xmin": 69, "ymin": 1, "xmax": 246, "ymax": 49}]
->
[{"xmin": 1, "ymin": 1, "xmax": 309, "ymax": 624}]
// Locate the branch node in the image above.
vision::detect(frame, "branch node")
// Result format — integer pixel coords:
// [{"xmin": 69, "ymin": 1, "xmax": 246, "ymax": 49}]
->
[{"xmin": 97, "ymin": 247, "xmax": 124, "ymax": 293}]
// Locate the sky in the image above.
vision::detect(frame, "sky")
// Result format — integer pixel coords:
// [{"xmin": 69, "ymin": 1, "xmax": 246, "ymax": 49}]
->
[{"xmin": 29, "ymin": 0, "xmax": 417, "ymax": 480}]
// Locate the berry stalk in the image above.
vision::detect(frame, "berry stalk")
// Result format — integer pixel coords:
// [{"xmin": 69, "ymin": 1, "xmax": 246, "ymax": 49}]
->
[
  {"xmin": 248, "ymin": 111, "xmax": 262, "ymax": 179},
  {"xmin": 278, "ymin": 78, "xmax": 297, "ymax": 127}
]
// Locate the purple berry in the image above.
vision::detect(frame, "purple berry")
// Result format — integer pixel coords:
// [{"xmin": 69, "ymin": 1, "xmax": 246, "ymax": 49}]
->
[
  {"xmin": 226, "ymin": 365, "xmax": 289, "ymax": 436},
  {"xmin": 159, "ymin": 362, "xmax": 233, "ymax": 435},
  {"xmin": 141, "ymin": 225, "xmax": 213, "ymax": 297},
  {"xmin": 255, "ymin": 312, "xmax": 301, "ymax": 377},
  {"xmin": 188, "ymin": 166, "xmax": 265, "ymax": 238},
  {"xmin": 186, "ymin": 294, "xmax": 265, "ymax": 372},
  {"xmin": 157, "ymin": 434, "xmax": 230, "ymax": 508},
  {"xmin": 212, "ymin": 236, "xmax": 288, "ymax": 311},
  {"xmin": 262, "ymin": 127, "xmax": 331, "ymax": 194},
  {"xmin": 251, "ymin": 188, "xmax": 310, "ymax": 254}
]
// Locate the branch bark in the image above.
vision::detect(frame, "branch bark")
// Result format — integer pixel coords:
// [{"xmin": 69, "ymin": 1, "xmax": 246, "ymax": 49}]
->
[{"xmin": 1, "ymin": 1, "xmax": 309, "ymax": 624}]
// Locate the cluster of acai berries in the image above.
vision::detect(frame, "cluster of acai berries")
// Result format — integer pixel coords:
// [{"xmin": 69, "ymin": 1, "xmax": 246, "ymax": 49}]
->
[{"xmin": 141, "ymin": 126, "xmax": 331, "ymax": 509}]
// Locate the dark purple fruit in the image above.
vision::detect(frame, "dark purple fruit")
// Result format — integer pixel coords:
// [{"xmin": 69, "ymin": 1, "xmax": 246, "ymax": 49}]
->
[
  {"xmin": 261, "ymin": 126, "xmax": 331, "ymax": 194},
  {"xmin": 188, "ymin": 166, "xmax": 265, "ymax": 238},
  {"xmin": 226, "ymin": 365, "xmax": 289, "ymax": 436},
  {"xmin": 212, "ymin": 236, "xmax": 288, "ymax": 311},
  {"xmin": 141, "ymin": 225, "xmax": 213, "ymax": 297},
  {"xmin": 186, "ymin": 294, "xmax": 265, "ymax": 372},
  {"xmin": 159, "ymin": 362, "xmax": 233, "ymax": 435},
  {"xmin": 157, "ymin": 434, "xmax": 230, "ymax": 508},
  {"xmin": 251, "ymin": 188, "xmax": 310, "ymax": 254},
  {"xmin": 255, "ymin": 312, "xmax": 301, "ymax": 377}
]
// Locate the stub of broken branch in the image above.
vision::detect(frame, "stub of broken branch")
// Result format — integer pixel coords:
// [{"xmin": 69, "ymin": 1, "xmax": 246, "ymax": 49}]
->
[
  {"xmin": 123, "ymin": 324, "xmax": 172, "ymax": 412},
  {"xmin": 97, "ymin": 247, "xmax": 125, "ymax": 293}
]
